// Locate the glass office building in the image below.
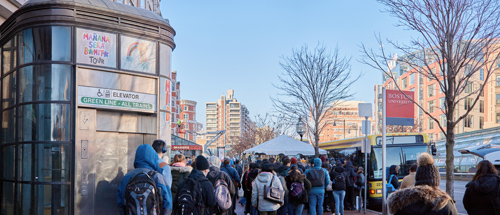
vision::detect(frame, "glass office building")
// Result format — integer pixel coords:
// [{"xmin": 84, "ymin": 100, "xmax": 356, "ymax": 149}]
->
[{"xmin": 0, "ymin": 0, "xmax": 175, "ymax": 214}]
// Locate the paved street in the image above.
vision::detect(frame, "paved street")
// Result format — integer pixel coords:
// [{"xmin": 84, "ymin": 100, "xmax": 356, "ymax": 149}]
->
[
  {"xmin": 439, "ymin": 179, "xmax": 469, "ymax": 215},
  {"xmin": 236, "ymin": 179, "xmax": 469, "ymax": 215}
]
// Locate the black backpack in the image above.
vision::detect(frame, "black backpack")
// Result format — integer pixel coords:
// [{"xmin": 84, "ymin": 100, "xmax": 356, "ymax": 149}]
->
[
  {"xmin": 334, "ymin": 173, "xmax": 346, "ymax": 190},
  {"xmin": 173, "ymin": 178, "xmax": 204, "ymax": 215},
  {"xmin": 124, "ymin": 170, "xmax": 163, "ymax": 215},
  {"xmin": 307, "ymin": 169, "xmax": 325, "ymax": 187}
]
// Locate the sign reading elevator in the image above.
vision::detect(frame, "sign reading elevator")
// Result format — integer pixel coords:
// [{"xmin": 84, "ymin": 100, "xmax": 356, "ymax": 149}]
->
[{"xmin": 78, "ymin": 86, "xmax": 156, "ymax": 112}]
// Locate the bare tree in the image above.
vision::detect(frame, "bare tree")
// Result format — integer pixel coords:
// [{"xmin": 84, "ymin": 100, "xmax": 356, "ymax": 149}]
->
[
  {"xmin": 228, "ymin": 114, "xmax": 284, "ymax": 157},
  {"xmin": 273, "ymin": 44, "xmax": 360, "ymax": 157},
  {"xmin": 378, "ymin": 118, "xmax": 423, "ymax": 133},
  {"xmin": 361, "ymin": 0, "xmax": 500, "ymax": 198}
]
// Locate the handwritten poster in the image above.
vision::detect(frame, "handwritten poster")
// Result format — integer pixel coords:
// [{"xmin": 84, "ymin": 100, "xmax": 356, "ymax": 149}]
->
[
  {"xmin": 120, "ymin": 36, "xmax": 157, "ymax": 74},
  {"xmin": 76, "ymin": 28, "xmax": 116, "ymax": 68}
]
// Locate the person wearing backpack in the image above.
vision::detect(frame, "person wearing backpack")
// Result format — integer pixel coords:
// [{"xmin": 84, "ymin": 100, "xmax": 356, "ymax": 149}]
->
[
  {"xmin": 386, "ymin": 165, "xmax": 400, "ymax": 196},
  {"xmin": 221, "ymin": 158, "xmax": 240, "ymax": 214},
  {"xmin": 276, "ymin": 157, "xmax": 291, "ymax": 215},
  {"xmin": 242, "ymin": 163, "xmax": 257, "ymax": 214},
  {"xmin": 343, "ymin": 161, "xmax": 357, "ymax": 210},
  {"xmin": 117, "ymin": 144, "xmax": 172, "ymax": 215},
  {"xmin": 285, "ymin": 166, "xmax": 311, "ymax": 215},
  {"xmin": 304, "ymin": 158, "xmax": 330, "ymax": 215},
  {"xmin": 173, "ymin": 155, "xmax": 216, "ymax": 215},
  {"xmin": 330, "ymin": 162, "xmax": 347, "ymax": 215},
  {"xmin": 206, "ymin": 156, "xmax": 236, "ymax": 215},
  {"xmin": 252, "ymin": 162, "xmax": 284, "ymax": 215}
]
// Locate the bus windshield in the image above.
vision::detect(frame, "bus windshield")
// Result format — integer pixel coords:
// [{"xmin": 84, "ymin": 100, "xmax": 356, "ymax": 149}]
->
[{"xmin": 369, "ymin": 145, "xmax": 427, "ymax": 179}]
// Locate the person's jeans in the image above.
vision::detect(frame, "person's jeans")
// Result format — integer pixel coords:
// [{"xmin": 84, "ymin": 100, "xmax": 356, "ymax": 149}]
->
[
  {"xmin": 277, "ymin": 196, "xmax": 289, "ymax": 215},
  {"xmin": 308, "ymin": 193, "xmax": 324, "ymax": 215},
  {"xmin": 291, "ymin": 204, "xmax": 304, "ymax": 215},
  {"xmin": 333, "ymin": 190, "xmax": 346, "ymax": 215}
]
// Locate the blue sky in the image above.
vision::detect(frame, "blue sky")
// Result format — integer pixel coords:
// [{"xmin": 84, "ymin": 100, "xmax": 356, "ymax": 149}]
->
[{"xmin": 160, "ymin": 1, "xmax": 416, "ymax": 126}]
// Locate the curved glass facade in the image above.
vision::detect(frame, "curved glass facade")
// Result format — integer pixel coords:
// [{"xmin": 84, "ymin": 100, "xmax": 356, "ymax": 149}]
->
[{"xmin": 1, "ymin": 26, "xmax": 73, "ymax": 215}]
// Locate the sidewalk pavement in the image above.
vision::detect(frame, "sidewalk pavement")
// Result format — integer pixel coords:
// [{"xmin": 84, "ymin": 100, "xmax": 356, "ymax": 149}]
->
[{"xmin": 235, "ymin": 199, "xmax": 381, "ymax": 215}]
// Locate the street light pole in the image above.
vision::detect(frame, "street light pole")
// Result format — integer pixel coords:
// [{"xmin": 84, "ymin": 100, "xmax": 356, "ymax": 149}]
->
[{"xmin": 296, "ymin": 116, "xmax": 305, "ymax": 141}]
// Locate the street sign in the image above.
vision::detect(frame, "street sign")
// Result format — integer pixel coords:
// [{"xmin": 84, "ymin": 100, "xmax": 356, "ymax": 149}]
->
[
  {"xmin": 362, "ymin": 120, "xmax": 371, "ymax": 135},
  {"xmin": 358, "ymin": 103, "xmax": 373, "ymax": 117},
  {"xmin": 386, "ymin": 90, "xmax": 414, "ymax": 126},
  {"xmin": 361, "ymin": 138, "xmax": 372, "ymax": 153}
]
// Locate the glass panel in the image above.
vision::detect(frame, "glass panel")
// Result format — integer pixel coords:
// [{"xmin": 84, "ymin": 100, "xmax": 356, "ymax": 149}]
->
[
  {"xmin": 17, "ymin": 183, "xmax": 32, "ymax": 215},
  {"xmin": 33, "ymin": 144, "xmax": 70, "ymax": 182},
  {"xmin": 2, "ymin": 109, "xmax": 16, "ymax": 144},
  {"xmin": 33, "ymin": 184, "xmax": 70, "ymax": 215},
  {"xmin": 20, "ymin": 26, "xmax": 71, "ymax": 64},
  {"xmin": 20, "ymin": 64, "xmax": 72, "ymax": 102},
  {"xmin": 19, "ymin": 144, "xmax": 32, "ymax": 181},
  {"xmin": 2, "ymin": 71, "xmax": 16, "ymax": 109},
  {"xmin": 18, "ymin": 104, "xmax": 71, "ymax": 142},
  {"xmin": 1, "ymin": 145, "xmax": 15, "ymax": 180},
  {"xmin": 370, "ymin": 147, "xmax": 403, "ymax": 179},
  {"xmin": 1, "ymin": 182, "xmax": 15, "ymax": 215},
  {"xmin": 400, "ymin": 146, "xmax": 427, "ymax": 176}
]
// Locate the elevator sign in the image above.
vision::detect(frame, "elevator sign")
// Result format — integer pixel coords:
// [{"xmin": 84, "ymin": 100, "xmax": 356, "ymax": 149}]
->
[
  {"xmin": 78, "ymin": 86, "xmax": 156, "ymax": 112},
  {"xmin": 386, "ymin": 89, "xmax": 414, "ymax": 126}
]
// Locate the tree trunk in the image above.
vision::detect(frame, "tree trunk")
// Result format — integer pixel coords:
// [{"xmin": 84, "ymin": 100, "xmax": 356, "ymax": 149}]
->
[
  {"xmin": 445, "ymin": 122, "xmax": 455, "ymax": 200},
  {"xmin": 315, "ymin": 132, "xmax": 320, "ymax": 158}
]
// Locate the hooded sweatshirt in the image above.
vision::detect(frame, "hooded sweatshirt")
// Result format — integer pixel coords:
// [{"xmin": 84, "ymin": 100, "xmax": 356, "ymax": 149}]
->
[
  {"xmin": 252, "ymin": 172, "xmax": 284, "ymax": 212},
  {"xmin": 463, "ymin": 173, "xmax": 500, "ymax": 215},
  {"xmin": 117, "ymin": 144, "xmax": 173, "ymax": 214},
  {"xmin": 304, "ymin": 158, "xmax": 330, "ymax": 194}
]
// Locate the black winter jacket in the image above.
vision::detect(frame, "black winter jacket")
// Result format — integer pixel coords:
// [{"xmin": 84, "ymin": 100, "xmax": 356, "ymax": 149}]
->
[
  {"xmin": 173, "ymin": 169, "xmax": 216, "ymax": 214},
  {"xmin": 344, "ymin": 161, "xmax": 358, "ymax": 187},
  {"xmin": 463, "ymin": 173, "xmax": 500, "ymax": 215},
  {"xmin": 330, "ymin": 166, "xmax": 348, "ymax": 191},
  {"xmin": 387, "ymin": 185, "xmax": 458, "ymax": 215}
]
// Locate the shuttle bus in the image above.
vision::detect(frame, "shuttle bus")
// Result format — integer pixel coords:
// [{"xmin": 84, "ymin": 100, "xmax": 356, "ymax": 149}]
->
[{"xmin": 319, "ymin": 133, "xmax": 434, "ymax": 207}]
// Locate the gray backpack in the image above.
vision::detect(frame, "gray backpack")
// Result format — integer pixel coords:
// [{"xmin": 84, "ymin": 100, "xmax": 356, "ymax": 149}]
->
[{"xmin": 213, "ymin": 172, "xmax": 232, "ymax": 212}]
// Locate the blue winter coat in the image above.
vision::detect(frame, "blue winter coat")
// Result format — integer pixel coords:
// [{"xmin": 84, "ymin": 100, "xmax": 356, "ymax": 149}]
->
[
  {"xmin": 221, "ymin": 164, "xmax": 240, "ymax": 184},
  {"xmin": 304, "ymin": 158, "xmax": 330, "ymax": 194},
  {"xmin": 117, "ymin": 144, "xmax": 173, "ymax": 214}
]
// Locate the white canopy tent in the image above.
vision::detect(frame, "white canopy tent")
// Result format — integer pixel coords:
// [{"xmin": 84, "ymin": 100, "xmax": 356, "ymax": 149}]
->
[{"xmin": 244, "ymin": 134, "xmax": 327, "ymax": 156}]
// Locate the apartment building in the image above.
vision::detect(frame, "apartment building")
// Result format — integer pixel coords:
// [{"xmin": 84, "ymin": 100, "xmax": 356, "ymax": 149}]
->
[
  {"xmin": 374, "ymin": 54, "xmax": 494, "ymax": 142},
  {"xmin": 319, "ymin": 100, "xmax": 374, "ymax": 142},
  {"xmin": 205, "ymin": 90, "xmax": 250, "ymax": 150},
  {"xmin": 170, "ymin": 71, "xmax": 181, "ymax": 135},
  {"xmin": 180, "ymin": 100, "xmax": 202, "ymax": 141}
]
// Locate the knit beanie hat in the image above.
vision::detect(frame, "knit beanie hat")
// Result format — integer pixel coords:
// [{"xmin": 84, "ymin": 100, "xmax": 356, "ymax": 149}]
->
[
  {"xmin": 415, "ymin": 153, "xmax": 440, "ymax": 186},
  {"xmin": 320, "ymin": 156, "xmax": 326, "ymax": 163},
  {"xmin": 195, "ymin": 155, "xmax": 210, "ymax": 171},
  {"xmin": 209, "ymin": 156, "xmax": 221, "ymax": 167},
  {"xmin": 291, "ymin": 157, "xmax": 297, "ymax": 164}
]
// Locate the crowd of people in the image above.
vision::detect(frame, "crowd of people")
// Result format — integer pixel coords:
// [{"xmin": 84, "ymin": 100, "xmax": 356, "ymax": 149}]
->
[{"xmin": 116, "ymin": 140, "xmax": 500, "ymax": 215}]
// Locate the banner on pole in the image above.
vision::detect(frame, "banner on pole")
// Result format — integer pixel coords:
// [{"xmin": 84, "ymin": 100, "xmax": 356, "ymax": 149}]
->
[{"xmin": 386, "ymin": 90, "xmax": 415, "ymax": 126}]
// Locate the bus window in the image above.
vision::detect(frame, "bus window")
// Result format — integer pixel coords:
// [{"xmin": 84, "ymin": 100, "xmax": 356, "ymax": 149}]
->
[
  {"xmin": 370, "ymin": 145, "xmax": 427, "ymax": 179},
  {"xmin": 376, "ymin": 135, "xmax": 424, "ymax": 145}
]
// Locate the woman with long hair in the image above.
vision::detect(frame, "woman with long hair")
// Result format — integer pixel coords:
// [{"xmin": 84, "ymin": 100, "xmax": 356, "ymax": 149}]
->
[
  {"xmin": 463, "ymin": 160, "xmax": 500, "ymax": 215},
  {"xmin": 285, "ymin": 166, "xmax": 311, "ymax": 215},
  {"xmin": 170, "ymin": 154, "xmax": 192, "ymax": 198}
]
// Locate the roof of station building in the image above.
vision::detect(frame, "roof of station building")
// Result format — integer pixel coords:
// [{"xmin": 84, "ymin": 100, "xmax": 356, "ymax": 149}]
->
[{"xmin": 21, "ymin": 0, "xmax": 168, "ymax": 24}]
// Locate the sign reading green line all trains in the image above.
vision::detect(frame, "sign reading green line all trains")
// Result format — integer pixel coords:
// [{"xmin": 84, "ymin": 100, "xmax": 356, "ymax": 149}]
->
[
  {"xmin": 80, "ymin": 97, "xmax": 153, "ymax": 110},
  {"xmin": 78, "ymin": 86, "xmax": 156, "ymax": 112}
]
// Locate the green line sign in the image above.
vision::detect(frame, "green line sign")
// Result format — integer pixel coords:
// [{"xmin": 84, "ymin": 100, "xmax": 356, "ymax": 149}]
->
[{"xmin": 81, "ymin": 97, "xmax": 153, "ymax": 110}]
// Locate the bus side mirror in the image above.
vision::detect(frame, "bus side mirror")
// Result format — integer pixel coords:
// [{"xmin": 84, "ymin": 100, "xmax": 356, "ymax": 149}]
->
[{"xmin": 431, "ymin": 144, "xmax": 437, "ymax": 156}]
